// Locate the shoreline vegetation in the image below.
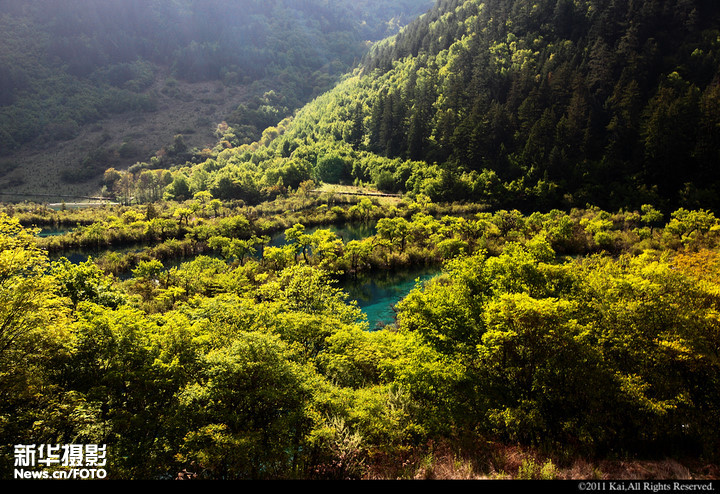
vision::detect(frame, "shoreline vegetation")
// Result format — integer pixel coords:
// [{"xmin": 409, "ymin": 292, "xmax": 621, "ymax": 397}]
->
[
  {"xmin": 10, "ymin": 187, "xmax": 718, "ymax": 277},
  {"xmin": 2, "ymin": 0, "xmax": 720, "ymax": 481},
  {"xmin": 1, "ymin": 187, "xmax": 719, "ymax": 479}
]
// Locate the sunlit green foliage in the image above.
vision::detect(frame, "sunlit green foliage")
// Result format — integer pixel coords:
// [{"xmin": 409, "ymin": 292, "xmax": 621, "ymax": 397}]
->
[
  {"xmin": 191, "ymin": 0, "xmax": 720, "ymax": 213},
  {"xmin": 2, "ymin": 0, "xmax": 720, "ymax": 479},
  {"xmin": 397, "ymin": 241, "xmax": 720, "ymax": 457},
  {"xmin": 1, "ymin": 199, "xmax": 720, "ymax": 478}
]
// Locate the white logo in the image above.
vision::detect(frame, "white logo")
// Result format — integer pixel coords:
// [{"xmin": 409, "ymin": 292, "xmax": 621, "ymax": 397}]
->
[{"xmin": 13, "ymin": 444, "xmax": 108, "ymax": 480}]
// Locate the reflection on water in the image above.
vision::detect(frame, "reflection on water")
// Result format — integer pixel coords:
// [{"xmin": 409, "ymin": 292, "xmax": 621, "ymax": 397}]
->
[
  {"xmin": 38, "ymin": 227, "xmax": 75, "ymax": 237},
  {"xmin": 46, "ymin": 202, "xmax": 119, "ymax": 211},
  {"xmin": 40, "ymin": 219, "xmax": 432, "ymax": 328},
  {"xmin": 49, "ymin": 245, "xmax": 146, "ymax": 265},
  {"xmin": 341, "ymin": 267, "xmax": 439, "ymax": 330},
  {"xmin": 268, "ymin": 222, "xmax": 376, "ymax": 247}
]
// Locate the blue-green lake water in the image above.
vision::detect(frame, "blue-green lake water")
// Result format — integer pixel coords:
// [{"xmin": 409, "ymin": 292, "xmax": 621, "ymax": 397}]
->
[
  {"xmin": 41, "ymin": 221, "xmax": 438, "ymax": 328},
  {"xmin": 38, "ymin": 227, "xmax": 75, "ymax": 237},
  {"xmin": 341, "ymin": 268, "xmax": 439, "ymax": 329}
]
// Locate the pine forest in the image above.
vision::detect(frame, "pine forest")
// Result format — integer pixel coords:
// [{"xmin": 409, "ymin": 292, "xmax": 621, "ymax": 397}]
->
[{"xmin": 1, "ymin": 0, "xmax": 720, "ymax": 481}]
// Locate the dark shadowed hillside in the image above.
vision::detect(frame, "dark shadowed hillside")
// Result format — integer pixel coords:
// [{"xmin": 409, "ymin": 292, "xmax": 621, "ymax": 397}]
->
[
  {"xmin": 0, "ymin": 0, "xmax": 434, "ymax": 199},
  {"xmin": 250, "ymin": 0, "xmax": 720, "ymax": 213}
]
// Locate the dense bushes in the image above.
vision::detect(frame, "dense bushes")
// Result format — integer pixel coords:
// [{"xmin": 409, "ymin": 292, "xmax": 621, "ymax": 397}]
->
[
  {"xmin": 1, "ymin": 198, "xmax": 720, "ymax": 478},
  {"xmin": 397, "ymin": 243, "xmax": 720, "ymax": 458}
]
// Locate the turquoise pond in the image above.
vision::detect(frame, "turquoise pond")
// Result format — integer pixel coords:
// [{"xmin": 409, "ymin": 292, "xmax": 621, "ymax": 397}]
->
[
  {"xmin": 340, "ymin": 268, "xmax": 439, "ymax": 329},
  {"xmin": 41, "ymin": 222, "xmax": 441, "ymax": 328}
]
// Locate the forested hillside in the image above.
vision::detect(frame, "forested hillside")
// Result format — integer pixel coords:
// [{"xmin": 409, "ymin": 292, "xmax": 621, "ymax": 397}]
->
[
  {"xmin": 2, "ymin": 0, "xmax": 720, "ymax": 481},
  {"xmin": 188, "ymin": 0, "xmax": 720, "ymax": 214},
  {"xmin": 0, "ymin": 0, "xmax": 433, "ymax": 195}
]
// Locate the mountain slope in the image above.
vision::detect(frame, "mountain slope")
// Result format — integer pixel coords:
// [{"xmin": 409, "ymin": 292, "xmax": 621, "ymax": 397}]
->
[
  {"xmin": 0, "ymin": 0, "xmax": 434, "ymax": 199},
  {"xmin": 260, "ymin": 0, "xmax": 720, "ymax": 212}
]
